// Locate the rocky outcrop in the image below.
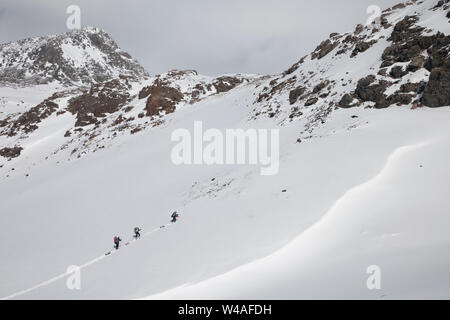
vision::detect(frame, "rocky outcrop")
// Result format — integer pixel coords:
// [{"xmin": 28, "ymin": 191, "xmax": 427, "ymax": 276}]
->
[
  {"xmin": 139, "ymin": 81, "xmax": 184, "ymax": 117},
  {"xmin": 313, "ymin": 81, "xmax": 330, "ymax": 94},
  {"xmin": 212, "ymin": 76, "xmax": 243, "ymax": 93},
  {"xmin": 389, "ymin": 65, "xmax": 408, "ymax": 79},
  {"xmin": 353, "ymin": 75, "xmax": 391, "ymax": 109},
  {"xmin": 305, "ymin": 97, "xmax": 319, "ymax": 106},
  {"xmin": 339, "ymin": 94, "xmax": 357, "ymax": 108},
  {"xmin": 351, "ymin": 40, "xmax": 377, "ymax": 58},
  {"xmin": 422, "ymin": 59, "xmax": 450, "ymax": 107},
  {"xmin": 0, "ymin": 27, "xmax": 148, "ymax": 86},
  {"xmin": 67, "ymin": 79, "xmax": 131, "ymax": 126},
  {"xmin": 311, "ymin": 39, "xmax": 338, "ymax": 60},
  {"xmin": 289, "ymin": 86, "xmax": 306, "ymax": 105},
  {"xmin": 283, "ymin": 56, "xmax": 307, "ymax": 76},
  {"xmin": 3, "ymin": 92, "xmax": 73, "ymax": 136},
  {"xmin": 382, "ymin": 18, "xmax": 449, "ymax": 69},
  {"xmin": 0, "ymin": 146, "xmax": 23, "ymax": 159}
]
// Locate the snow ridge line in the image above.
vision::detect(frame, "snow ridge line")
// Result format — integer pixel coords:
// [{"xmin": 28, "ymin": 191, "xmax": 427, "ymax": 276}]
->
[
  {"xmin": 147, "ymin": 143, "xmax": 430, "ymax": 299},
  {"xmin": 1, "ymin": 222, "xmax": 175, "ymax": 300}
]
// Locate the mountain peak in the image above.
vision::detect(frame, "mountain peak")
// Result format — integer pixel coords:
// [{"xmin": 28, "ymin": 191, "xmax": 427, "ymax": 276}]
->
[{"xmin": 0, "ymin": 27, "xmax": 148, "ymax": 87}]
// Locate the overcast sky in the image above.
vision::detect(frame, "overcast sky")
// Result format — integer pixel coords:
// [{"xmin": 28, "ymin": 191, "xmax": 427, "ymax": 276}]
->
[{"xmin": 0, "ymin": 0, "xmax": 402, "ymax": 76}]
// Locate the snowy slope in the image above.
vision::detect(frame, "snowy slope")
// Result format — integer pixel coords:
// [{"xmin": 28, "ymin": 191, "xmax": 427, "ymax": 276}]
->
[
  {"xmin": 0, "ymin": 0, "xmax": 449, "ymax": 299},
  {"xmin": 150, "ymin": 108, "xmax": 450, "ymax": 300}
]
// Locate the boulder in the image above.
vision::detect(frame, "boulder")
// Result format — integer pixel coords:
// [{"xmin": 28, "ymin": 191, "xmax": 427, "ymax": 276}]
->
[
  {"xmin": 351, "ymin": 40, "xmax": 377, "ymax": 58},
  {"xmin": 289, "ymin": 86, "xmax": 306, "ymax": 105},
  {"xmin": 0, "ymin": 146, "xmax": 23, "ymax": 159},
  {"xmin": 422, "ymin": 60, "xmax": 450, "ymax": 107},
  {"xmin": 305, "ymin": 97, "xmax": 319, "ymax": 106},
  {"xmin": 390, "ymin": 66, "xmax": 408, "ymax": 78},
  {"xmin": 408, "ymin": 55, "xmax": 425, "ymax": 71},
  {"xmin": 311, "ymin": 40, "xmax": 338, "ymax": 60},
  {"xmin": 313, "ymin": 81, "xmax": 330, "ymax": 94},
  {"xmin": 338, "ymin": 94, "xmax": 357, "ymax": 108}
]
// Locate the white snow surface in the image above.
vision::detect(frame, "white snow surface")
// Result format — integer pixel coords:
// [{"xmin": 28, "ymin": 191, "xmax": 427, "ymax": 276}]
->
[
  {"xmin": 1, "ymin": 85, "xmax": 450, "ymax": 299},
  {"xmin": 0, "ymin": 0, "xmax": 449, "ymax": 300}
]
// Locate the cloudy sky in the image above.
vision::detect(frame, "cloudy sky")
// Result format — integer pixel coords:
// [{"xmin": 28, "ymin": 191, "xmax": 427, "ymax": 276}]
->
[{"xmin": 0, "ymin": 0, "xmax": 402, "ymax": 76}]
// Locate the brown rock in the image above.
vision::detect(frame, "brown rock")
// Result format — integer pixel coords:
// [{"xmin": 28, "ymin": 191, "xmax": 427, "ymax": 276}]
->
[
  {"xmin": 305, "ymin": 97, "xmax": 318, "ymax": 106},
  {"xmin": 68, "ymin": 79, "xmax": 130, "ymax": 127},
  {"xmin": 143, "ymin": 84, "xmax": 184, "ymax": 116},
  {"xmin": 409, "ymin": 55, "xmax": 425, "ymax": 70},
  {"xmin": 422, "ymin": 60, "xmax": 450, "ymax": 107},
  {"xmin": 351, "ymin": 40, "xmax": 377, "ymax": 58},
  {"xmin": 289, "ymin": 86, "xmax": 306, "ymax": 105},
  {"xmin": 339, "ymin": 94, "xmax": 356, "ymax": 108},
  {"xmin": 311, "ymin": 39, "xmax": 338, "ymax": 60},
  {"xmin": 0, "ymin": 146, "xmax": 23, "ymax": 159}
]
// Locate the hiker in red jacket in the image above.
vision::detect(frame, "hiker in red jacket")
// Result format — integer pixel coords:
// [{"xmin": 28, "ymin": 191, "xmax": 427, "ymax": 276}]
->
[
  {"xmin": 113, "ymin": 236, "xmax": 122, "ymax": 250},
  {"xmin": 171, "ymin": 211, "xmax": 179, "ymax": 223}
]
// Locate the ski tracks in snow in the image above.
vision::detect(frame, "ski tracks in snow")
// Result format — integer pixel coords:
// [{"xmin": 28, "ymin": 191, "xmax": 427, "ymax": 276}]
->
[{"xmin": 1, "ymin": 222, "xmax": 174, "ymax": 300}]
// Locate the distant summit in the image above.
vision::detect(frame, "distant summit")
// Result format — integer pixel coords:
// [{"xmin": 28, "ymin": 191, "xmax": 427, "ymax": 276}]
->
[{"xmin": 0, "ymin": 27, "xmax": 149, "ymax": 86}]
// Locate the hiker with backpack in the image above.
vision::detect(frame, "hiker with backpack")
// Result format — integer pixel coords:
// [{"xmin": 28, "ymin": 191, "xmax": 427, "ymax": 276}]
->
[
  {"xmin": 171, "ymin": 211, "xmax": 179, "ymax": 223},
  {"xmin": 134, "ymin": 227, "xmax": 142, "ymax": 239},
  {"xmin": 113, "ymin": 236, "xmax": 122, "ymax": 250}
]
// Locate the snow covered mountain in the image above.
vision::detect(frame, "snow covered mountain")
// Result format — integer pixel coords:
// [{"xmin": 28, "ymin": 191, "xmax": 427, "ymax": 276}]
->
[
  {"xmin": 0, "ymin": 27, "xmax": 148, "ymax": 86},
  {"xmin": 0, "ymin": 0, "xmax": 449, "ymax": 299}
]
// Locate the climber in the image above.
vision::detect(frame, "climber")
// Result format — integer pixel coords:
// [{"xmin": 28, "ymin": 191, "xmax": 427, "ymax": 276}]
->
[
  {"xmin": 171, "ymin": 211, "xmax": 179, "ymax": 223},
  {"xmin": 113, "ymin": 236, "xmax": 122, "ymax": 250},
  {"xmin": 134, "ymin": 227, "xmax": 142, "ymax": 239}
]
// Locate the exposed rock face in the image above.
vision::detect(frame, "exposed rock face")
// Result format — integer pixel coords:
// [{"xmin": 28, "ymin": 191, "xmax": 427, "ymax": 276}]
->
[
  {"xmin": 390, "ymin": 65, "xmax": 408, "ymax": 78},
  {"xmin": 339, "ymin": 94, "xmax": 357, "ymax": 108},
  {"xmin": 212, "ymin": 76, "xmax": 243, "ymax": 93},
  {"xmin": 256, "ymin": 76, "xmax": 297, "ymax": 104},
  {"xmin": 311, "ymin": 39, "xmax": 338, "ymax": 60},
  {"xmin": 0, "ymin": 146, "xmax": 23, "ymax": 159},
  {"xmin": 423, "ymin": 33, "xmax": 450, "ymax": 72},
  {"xmin": 313, "ymin": 81, "xmax": 330, "ymax": 94},
  {"xmin": 67, "ymin": 79, "xmax": 131, "ymax": 126},
  {"xmin": 249, "ymin": 0, "xmax": 449, "ymax": 122},
  {"xmin": 400, "ymin": 81, "xmax": 426, "ymax": 94},
  {"xmin": 409, "ymin": 55, "xmax": 426, "ymax": 71},
  {"xmin": 9, "ymin": 100, "xmax": 58, "ymax": 135},
  {"xmin": 382, "ymin": 18, "xmax": 449, "ymax": 70},
  {"xmin": 351, "ymin": 40, "xmax": 377, "ymax": 58},
  {"xmin": 289, "ymin": 86, "xmax": 306, "ymax": 105},
  {"xmin": 389, "ymin": 16, "xmax": 423, "ymax": 43},
  {"xmin": 139, "ymin": 81, "xmax": 184, "ymax": 117},
  {"xmin": 305, "ymin": 97, "xmax": 319, "ymax": 106},
  {"xmin": 0, "ymin": 27, "xmax": 148, "ymax": 86},
  {"xmin": 354, "ymin": 75, "xmax": 391, "ymax": 109},
  {"xmin": 422, "ymin": 60, "xmax": 450, "ymax": 107},
  {"xmin": 283, "ymin": 56, "xmax": 307, "ymax": 76},
  {"xmin": 1, "ymin": 91, "xmax": 75, "ymax": 137}
]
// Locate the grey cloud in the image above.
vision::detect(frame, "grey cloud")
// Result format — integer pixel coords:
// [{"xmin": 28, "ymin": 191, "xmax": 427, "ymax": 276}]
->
[{"xmin": 0, "ymin": 0, "xmax": 402, "ymax": 76}]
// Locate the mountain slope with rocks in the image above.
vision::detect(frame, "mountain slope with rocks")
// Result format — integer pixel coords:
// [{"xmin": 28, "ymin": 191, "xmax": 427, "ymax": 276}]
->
[
  {"xmin": 0, "ymin": 27, "xmax": 149, "ymax": 86},
  {"xmin": 0, "ymin": 0, "xmax": 449, "ymax": 299},
  {"xmin": 250, "ymin": 0, "xmax": 449, "ymax": 132}
]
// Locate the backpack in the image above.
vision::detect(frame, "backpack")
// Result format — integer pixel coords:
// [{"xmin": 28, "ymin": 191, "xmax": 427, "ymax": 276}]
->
[{"xmin": 114, "ymin": 236, "xmax": 117, "ymax": 243}]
